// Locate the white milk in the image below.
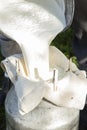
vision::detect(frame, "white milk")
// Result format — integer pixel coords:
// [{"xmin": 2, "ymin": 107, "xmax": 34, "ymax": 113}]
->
[{"xmin": 0, "ymin": 0, "xmax": 66, "ymax": 79}]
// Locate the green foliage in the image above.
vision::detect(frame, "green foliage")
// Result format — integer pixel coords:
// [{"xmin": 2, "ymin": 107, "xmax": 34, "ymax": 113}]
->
[
  {"xmin": 51, "ymin": 28, "xmax": 78, "ymax": 66},
  {"xmin": 71, "ymin": 56, "xmax": 79, "ymax": 67},
  {"xmin": 51, "ymin": 28, "xmax": 74, "ymax": 58}
]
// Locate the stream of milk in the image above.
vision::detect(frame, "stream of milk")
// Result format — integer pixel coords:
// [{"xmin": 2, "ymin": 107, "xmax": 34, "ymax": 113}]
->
[{"xmin": 0, "ymin": 0, "xmax": 66, "ymax": 80}]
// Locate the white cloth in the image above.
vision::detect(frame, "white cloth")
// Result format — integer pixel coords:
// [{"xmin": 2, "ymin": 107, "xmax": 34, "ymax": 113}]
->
[{"xmin": 1, "ymin": 46, "xmax": 87, "ymax": 115}]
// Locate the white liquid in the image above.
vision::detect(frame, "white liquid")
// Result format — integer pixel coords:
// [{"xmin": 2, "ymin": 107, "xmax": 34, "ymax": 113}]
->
[{"xmin": 0, "ymin": 0, "xmax": 66, "ymax": 79}]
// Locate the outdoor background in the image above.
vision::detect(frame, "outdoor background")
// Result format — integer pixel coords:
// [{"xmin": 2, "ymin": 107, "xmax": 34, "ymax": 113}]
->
[{"xmin": 0, "ymin": 28, "xmax": 77, "ymax": 130}]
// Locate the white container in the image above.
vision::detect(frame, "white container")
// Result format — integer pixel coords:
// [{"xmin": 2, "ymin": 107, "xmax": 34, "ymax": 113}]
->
[{"xmin": 5, "ymin": 87, "xmax": 79, "ymax": 130}]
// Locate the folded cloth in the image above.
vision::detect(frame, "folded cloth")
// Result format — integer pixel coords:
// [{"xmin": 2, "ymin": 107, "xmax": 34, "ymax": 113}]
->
[
  {"xmin": 14, "ymin": 75, "xmax": 46, "ymax": 115},
  {"xmin": 1, "ymin": 46, "xmax": 87, "ymax": 115},
  {"xmin": 45, "ymin": 71, "xmax": 87, "ymax": 110},
  {"xmin": 1, "ymin": 54, "xmax": 28, "ymax": 84}
]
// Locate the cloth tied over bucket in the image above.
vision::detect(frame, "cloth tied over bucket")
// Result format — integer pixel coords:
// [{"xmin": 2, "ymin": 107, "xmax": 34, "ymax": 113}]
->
[{"xmin": 1, "ymin": 46, "xmax": 87, "ymax": 115}]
